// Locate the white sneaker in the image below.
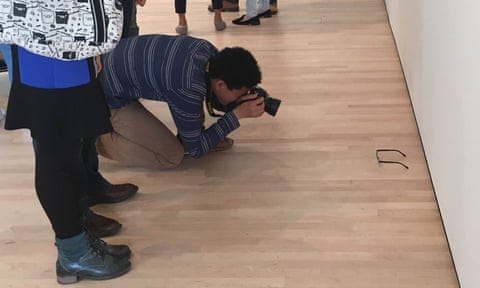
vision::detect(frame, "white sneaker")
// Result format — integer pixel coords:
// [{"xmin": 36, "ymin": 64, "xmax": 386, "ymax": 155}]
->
[{"xmin": 0, "ymin": 108, "xmax": 5, "ymax": 121}]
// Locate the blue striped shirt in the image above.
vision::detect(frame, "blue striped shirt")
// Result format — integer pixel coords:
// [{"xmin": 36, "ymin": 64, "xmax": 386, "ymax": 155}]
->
[{"xmin": 101, "ymin": 35, "xmax": 240, "ymax": 158}]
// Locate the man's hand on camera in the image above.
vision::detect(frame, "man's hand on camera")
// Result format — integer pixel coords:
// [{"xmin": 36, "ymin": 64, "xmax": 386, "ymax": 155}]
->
[{"xmin": 232, "ymin": 93, "xmax": 265, "ymax": 119}]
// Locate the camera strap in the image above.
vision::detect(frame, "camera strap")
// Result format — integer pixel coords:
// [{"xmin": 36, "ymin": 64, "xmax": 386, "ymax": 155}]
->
[{"xmin": 204, "ymin": 61, "xmax": 223, "ymax": 117}]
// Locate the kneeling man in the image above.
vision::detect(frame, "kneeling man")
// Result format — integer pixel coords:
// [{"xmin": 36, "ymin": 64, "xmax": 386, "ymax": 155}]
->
[{"xmin": 97, "ymin": 34, "xmax": 266, "ymax": 168}]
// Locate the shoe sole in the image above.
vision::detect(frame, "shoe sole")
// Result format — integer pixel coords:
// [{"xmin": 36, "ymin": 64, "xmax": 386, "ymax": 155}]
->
[
  {"xmin": 57, "ymin": 263, "xmax": 131, "ymax": 284},
  {"xmin": 92, "ymin": 222, "xmax": 122, "ymax": 238},
  {"xmin": 232, "ymin": 20, "xmax": 260, "ymax": 26},
  {"xmin": 88, "ymin": 190, "xmax": 137, "ymax": 206}
]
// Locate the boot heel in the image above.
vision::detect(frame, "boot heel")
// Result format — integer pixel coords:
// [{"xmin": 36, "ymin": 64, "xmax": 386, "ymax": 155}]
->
[
  {"xmin": 56, "ymin": 264, "xmax": 79, "ymax": 285},
  {"xmin": 57, "ymin": 273, "xmax": 79, "ymax": 285}
]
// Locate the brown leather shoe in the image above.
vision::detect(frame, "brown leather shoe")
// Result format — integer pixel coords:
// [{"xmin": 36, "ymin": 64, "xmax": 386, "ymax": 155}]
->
[
  {"xmin": 211, "ymin": 137, "xmax": 234, "ymax": 152},
  {"xmin": 89, "ymin": 183, "xmax": 138, "ymax": 206},
  {"xmin": 84, "ymin": 210, "xmax": 122, "ymax": 238}
]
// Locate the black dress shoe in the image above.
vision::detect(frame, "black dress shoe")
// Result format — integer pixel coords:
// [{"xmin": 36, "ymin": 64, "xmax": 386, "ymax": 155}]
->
[
  {"xmin": 89, "ymin": 183, "xmax": 138, "ymax": 206},
  {"xmin": 84, "ymin": 210, "xmax": 122, "ymax": 238},
  {"xmin": 232, "ymin": 15, "xmax": 261, "ymax": 26},
  {"xmin": 258, "ymin": 9, "xmax": 272, "ymax": 18}
]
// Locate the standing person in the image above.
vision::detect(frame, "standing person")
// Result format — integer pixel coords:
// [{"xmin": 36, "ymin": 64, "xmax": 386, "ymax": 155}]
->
[
  {"xmin": 76, "ymin": 0, "xmax": 144, "ymax": 236},
  {"xmin": 96, "ymin": 34, "xmax": 266, "ymax": 169},
  {"xmin": 175, "ymin": 0, "xmax": 227, "ymax": 34},
  {"xmin": 4, "ymin": 46, "xmax": 131, "ymax": 284},
  {"xmin": 232, "ymin": 0, "xmax": 271, "ymax": 25},
  {"xmin": 1, "ymin": 43, "xmax": 137, "ymax": 238}
]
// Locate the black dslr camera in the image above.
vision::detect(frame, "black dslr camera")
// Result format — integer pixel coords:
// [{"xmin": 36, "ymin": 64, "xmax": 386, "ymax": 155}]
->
[
  {"xmin": 248, "ymin": 86, "xmax": 281, "ymax": 117},
  {"xmin": 207, "ymin": 86, "xmax": 281, "ymax": 117}
]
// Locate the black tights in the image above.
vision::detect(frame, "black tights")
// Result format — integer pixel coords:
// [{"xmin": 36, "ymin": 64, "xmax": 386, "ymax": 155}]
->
[{"xmin": 34, "ymin": 136, "xmax": 86, "ymax": 239}]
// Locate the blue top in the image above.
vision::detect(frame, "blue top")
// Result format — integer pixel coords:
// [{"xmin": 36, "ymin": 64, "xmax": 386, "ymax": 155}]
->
[
  {"xmin": 1, "ymin": 45, "xmax": 92, "ymax": 87},
  {"xmin": 15, "ymin": 47, "xmax": 90, "ymax": 89},
  {"xmin": 101, "ymin": 35, "xmax": 240, "ymax": 158}
]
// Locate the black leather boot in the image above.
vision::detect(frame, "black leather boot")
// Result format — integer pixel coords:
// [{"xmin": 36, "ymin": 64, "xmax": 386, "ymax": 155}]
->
[
  {"xmin": 56, "ymin": 252, "xmax": 131, "ymax": 284},
  {"xmin": 55, "ymin": 232, "xmax": 131, "ymax": 284}
]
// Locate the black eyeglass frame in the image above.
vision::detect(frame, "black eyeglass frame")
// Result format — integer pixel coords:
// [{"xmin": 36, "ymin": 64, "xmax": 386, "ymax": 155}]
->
[{"xmin": 375, "ymin": 149, "xmax": 409, "ymax": 170}]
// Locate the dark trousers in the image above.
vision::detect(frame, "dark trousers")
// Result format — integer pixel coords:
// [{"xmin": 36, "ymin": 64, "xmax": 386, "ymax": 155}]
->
[
  {"xmin": 82, "ymin": 136, "xmax": 111, "ymax": 197},
  {"xmin": 121, "ymin": 0, "xmax": 139, "ymax": 37}
]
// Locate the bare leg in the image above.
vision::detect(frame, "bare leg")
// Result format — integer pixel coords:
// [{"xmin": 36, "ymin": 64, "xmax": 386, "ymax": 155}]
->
[
  {"xmin": 176, "ymin": 13, "xmax": 188, "ymax": 34},
  {"xmin": 178, "ymin": 13, "xmax": 187, "ymax": 26},
  {"xmin": 214, "ymin": 9, "xmax": 226, "ymax": 30},
  {"xmin": 175, "ymin": 0, "xmax": 188, "ymax": 34}
]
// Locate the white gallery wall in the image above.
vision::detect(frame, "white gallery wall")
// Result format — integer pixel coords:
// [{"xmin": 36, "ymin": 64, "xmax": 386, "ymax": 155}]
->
[{"xmin": 384, "ymin": 1, "xmax": 480, "ymax": 287}]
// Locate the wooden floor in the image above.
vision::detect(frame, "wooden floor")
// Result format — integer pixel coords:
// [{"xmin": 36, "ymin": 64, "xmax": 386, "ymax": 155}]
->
[{"xmin": 0, "ymin": 0, "xmax": 459, "ymax": 287}]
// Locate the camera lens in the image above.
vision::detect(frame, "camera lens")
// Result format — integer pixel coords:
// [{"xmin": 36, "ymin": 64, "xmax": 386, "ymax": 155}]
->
[{"xmin": 264, "ymin": 96, "xmax": 281, "ymax": 116}]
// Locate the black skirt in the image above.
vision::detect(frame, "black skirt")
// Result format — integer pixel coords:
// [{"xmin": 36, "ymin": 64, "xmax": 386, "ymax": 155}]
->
[
  {"xmin": 4, "ymin": 79, "xmax": 112, "ymax": 140},
  {"xmin": 4, "ymin": 46, "xmax": 112, "ymax": 140}
]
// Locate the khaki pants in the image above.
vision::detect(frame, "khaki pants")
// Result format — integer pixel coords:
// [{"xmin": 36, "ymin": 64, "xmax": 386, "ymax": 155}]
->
[{"xmin": 96, "ymin": 100, "xmax": 184, "ymax": 169}]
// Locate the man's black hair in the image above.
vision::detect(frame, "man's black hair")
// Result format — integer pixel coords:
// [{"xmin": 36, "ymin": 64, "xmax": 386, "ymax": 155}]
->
[{"xmin": 207, "ymin": 47, "xmax": 262, "ymax": 90}]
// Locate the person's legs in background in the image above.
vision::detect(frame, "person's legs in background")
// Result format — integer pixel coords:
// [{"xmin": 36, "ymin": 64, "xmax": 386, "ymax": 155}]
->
[
  {"xmin": 245, "ymin": 0, "xmax": 257, "ymax": 18},
  {"xmin": 208, "ymin": 0, "xmax": 239, "ymax": 12},
  {"xmin": 232, "ymin": 0, "xmax": 259, "ymax": 25},
  {"xmin": 120, "ymin": 0, "xmax": 134, "ymax": 37},
  {"xmin": 120, "ymin": 0, "xmax": 139, "ymax": 37},
  {"xmin": 208, "ymin": 0, "xmax": 278, "ymax": 15},
  {"xmin": 79, "ymin": 137, "xmax": 139, "ymax": 237},
  {"xmin": 212, "ymin": 0, "xmax": 227, "ymax": 30},
  {"xmin": 0, "ymin": 44, "xmax": 12, "ymax": 121},
  {"xmin": 0, "ymin": 44, "xmax": 12, "ymax": 81},
  {"xmin": 77, "ymin": 0, "xmax": 139, "ymax": 239},
  {"xmin": 175, "ymin": 0, "xmax": 188, "ymax": 35},
  {"xmin": 129, "ymin": 1, "xmax": 140, "ymax": 36},
  {"xmin": 232, "ymin": 0, "xmax": 261, "ymax": 25},
  {"xmin": 270, "ymin": 0, "xmax": 278, "ymax": 14},
  {"xmin": 258, "ymin": 0, "xmax": 270, "ymax": 14}
]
